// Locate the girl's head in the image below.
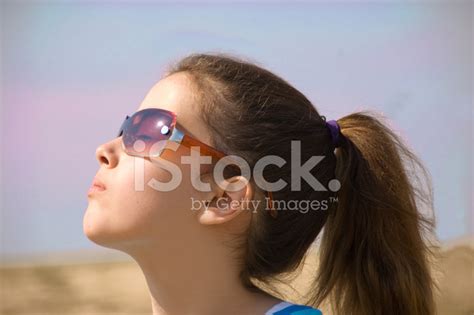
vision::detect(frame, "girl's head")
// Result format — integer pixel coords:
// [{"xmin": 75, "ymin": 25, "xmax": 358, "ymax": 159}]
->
[
  {"xmin": 84, "ymin": 71, "xmax": 253, "ymax": 256},
  {"xmin": 84, "ymin": 53, "xmax": 436, "ymax": 315}
]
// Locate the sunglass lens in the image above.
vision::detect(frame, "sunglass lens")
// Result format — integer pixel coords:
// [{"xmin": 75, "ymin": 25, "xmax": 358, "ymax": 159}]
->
[
  {"xmin": 117, "ymin": 115, "xmax": 130, "ymax": 137},
  {"xmin": 121, "ymin": 109, "xmax": 175, "ymax": 157}
]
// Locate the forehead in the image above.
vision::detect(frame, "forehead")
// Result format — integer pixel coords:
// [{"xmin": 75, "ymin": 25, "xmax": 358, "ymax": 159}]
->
[
  {"xmin": 137, "ymin": 73, "xmax": 210, "ymax": 142},
  {"xmin": 138, "ymin": 72, "xmax": 194, "ymax": 114}
]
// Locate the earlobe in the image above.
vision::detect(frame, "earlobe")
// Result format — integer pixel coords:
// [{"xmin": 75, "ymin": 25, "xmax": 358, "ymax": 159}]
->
[
  {"xmin": 198, "ymin": 198, "xmax": 239, "ymax": 225},
  {"xmin": 198, "ymin": 176, "xmax": 253, "ymax": 225}
]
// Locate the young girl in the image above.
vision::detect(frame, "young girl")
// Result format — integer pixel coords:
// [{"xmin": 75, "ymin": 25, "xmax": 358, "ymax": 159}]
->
[{"xmin": 84, "ymin": 53, "xmax": 436, "ymax": 315}]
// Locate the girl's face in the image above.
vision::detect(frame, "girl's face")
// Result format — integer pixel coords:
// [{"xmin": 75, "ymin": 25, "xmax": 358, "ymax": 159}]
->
[{"xmin": 83, "ymin": 73, "xmax": 215, "ymax": 252}]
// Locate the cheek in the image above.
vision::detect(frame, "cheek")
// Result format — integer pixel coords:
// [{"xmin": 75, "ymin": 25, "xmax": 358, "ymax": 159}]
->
[{"xmin": 142, "ymin": 157, "xmax": 199, "ymax": 231}]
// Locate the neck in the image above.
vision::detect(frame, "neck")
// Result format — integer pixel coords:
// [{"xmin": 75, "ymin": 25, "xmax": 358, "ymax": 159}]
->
[{"xmin": 128, "ymin": 239, "xmax": 282, "ymax": 315}]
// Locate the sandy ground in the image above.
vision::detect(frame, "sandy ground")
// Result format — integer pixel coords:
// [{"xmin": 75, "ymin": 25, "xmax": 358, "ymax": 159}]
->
[{"xmin": 1, "ymin": 239, "xmax": 472, "ymax": 315}]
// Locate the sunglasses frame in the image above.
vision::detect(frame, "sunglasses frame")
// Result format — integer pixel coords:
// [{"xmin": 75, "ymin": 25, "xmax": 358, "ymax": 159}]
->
[
  {"xmin": 118, "ymin": 108, "xmax": 228, "ymax": 160},
  {"xmin": 117, "ymin": 108, "xmax": 275, "ymax": 216}
]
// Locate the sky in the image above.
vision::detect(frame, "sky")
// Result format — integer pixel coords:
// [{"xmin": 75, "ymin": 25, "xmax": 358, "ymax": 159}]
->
[{"xmin": 1, "ymin": 0, "xmax": 472, "ymax": 259}]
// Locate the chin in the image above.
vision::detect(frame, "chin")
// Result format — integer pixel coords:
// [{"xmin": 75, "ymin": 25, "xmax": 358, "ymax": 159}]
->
[
  {"xmin": 82, "ymin": 207, "xmax": 115, "ymax": 248},
  {"xmin": 83, "ymin": 211, "xmax": 104, "ymax": 244},
  {"xmin": 82, "ymin": 209, "xmax": 143, "ymax": 253}
]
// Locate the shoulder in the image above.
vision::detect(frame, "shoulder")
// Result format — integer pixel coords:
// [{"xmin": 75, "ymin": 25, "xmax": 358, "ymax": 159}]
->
[{"xmin": 264, "ymin": 301, "xmax": 323, "ymax": 315}]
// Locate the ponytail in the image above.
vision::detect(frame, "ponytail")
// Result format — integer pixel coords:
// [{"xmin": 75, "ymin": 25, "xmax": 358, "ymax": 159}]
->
[{"xmin": 311, "ymin": 111, "xmax": 436, "ymax": 315}]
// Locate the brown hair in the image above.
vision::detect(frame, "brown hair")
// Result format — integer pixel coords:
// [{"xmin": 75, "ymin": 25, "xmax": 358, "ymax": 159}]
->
[{"xmin": 166, "ymin": 53, "xmax": 436, "ymax": 315}]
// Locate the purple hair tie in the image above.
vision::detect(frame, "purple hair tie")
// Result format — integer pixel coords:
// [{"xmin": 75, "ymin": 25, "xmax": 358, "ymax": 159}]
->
[{"xmin": 325, "ymin": 119, "xmax": 343, "ymax": 148}]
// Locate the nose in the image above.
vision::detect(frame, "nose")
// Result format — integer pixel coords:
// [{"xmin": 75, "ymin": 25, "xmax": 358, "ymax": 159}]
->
[{"xmin": 95, "ymin": 137, "xmax": 121, "ymax": 168}]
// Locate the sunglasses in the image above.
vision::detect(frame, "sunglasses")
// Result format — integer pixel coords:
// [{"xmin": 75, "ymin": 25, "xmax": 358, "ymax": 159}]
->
[
  {"xmin": 116, "ymin": 107, "xmax": 275, "ymax": 214},
  {"xmin": 117, "ymin": 108, "xmax": 228, "ymax": 160}
]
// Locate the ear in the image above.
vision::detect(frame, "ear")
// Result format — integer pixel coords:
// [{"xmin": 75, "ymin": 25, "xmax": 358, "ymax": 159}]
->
[{"xmin": 198, "ymin": 176, "xmax": 254, "ymax": 225}]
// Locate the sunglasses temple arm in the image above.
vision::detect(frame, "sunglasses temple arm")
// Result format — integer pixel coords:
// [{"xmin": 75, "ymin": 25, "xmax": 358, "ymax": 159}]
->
[
  {"xmin": 180, "ymin": 134, "xmax": 227, "ymax": 161},
  {"xmin": 172, "ymin": 129, "xmax": 275, "ymax": 214}
]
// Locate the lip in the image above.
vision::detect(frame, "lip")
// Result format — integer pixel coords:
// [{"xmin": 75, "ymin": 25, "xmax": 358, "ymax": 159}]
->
[{"xmin": 87, "ymin": 177, "xmax": 106, "ymax": 196}]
